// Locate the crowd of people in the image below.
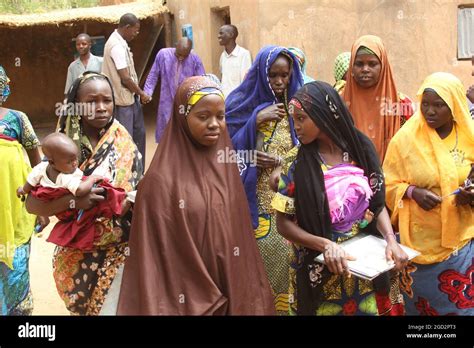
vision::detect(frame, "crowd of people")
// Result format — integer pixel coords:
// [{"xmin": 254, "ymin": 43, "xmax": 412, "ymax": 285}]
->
[{"xmin": 0, "ymin": 11, "xmax": 473, "ymax": 316}]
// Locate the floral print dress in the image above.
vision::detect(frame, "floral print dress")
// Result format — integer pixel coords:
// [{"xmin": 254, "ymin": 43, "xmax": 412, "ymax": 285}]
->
[{"xmin": 52, "ymin": 120, "xmax": 143, "ymax": 315}]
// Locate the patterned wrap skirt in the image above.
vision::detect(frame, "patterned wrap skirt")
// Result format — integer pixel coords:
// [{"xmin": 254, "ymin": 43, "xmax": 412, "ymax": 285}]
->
[{"xmin": 401, "ymin": 239, "xmax": 473, "ymax": 315}]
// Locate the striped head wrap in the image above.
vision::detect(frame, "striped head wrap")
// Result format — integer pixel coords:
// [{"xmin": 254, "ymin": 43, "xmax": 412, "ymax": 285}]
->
[
  {"xmin": 288, "ymin": 47, "xmax": 306, "ymax": 73},
  {"xmin": 289, "ymin": 97, "xmax": 303, "ymax": 110},
  {"xmin": 185, "ymin": 87, "xmax": 224, "ymax": 116},
  {"xmin": 356, "ymin": 46, "xmax": 376, "ymax": 56}
]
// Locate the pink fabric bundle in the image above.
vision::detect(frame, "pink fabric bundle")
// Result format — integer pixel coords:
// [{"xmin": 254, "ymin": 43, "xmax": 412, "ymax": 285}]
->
[{"xmin": 323, "ymin": 163, "xmax": 373, "ymax": 231}]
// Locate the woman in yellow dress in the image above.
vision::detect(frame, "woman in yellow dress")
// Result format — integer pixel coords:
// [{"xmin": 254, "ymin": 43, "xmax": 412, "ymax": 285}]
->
[{"xmin": 384, "ymin": 72, "xmax": 474, "ymax": 315}]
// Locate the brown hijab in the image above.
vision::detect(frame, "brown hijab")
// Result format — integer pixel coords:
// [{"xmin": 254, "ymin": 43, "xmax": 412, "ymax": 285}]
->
[
  {"xmin": 343, "ymin": 35, "xmax": 401, "ymax": 161},
  {"xmin": 117, "ymin": 76, "xmax": 275, "ymax": 315}
]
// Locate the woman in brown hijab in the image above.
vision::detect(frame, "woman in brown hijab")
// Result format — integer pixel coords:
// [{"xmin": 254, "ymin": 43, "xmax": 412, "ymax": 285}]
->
[
  {"xmin": 117, "ymin": 76, "xmax": 275, "ymax": 315},
  {"xmin": 342, "ymin": 35, "xmax": 413, "ymax": 161}
]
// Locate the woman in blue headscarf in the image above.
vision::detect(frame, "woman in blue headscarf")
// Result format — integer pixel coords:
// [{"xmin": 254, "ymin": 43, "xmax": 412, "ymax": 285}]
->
[{"xmin": 225, "ymin": 45, "xmax": 304, "ymax": 314}]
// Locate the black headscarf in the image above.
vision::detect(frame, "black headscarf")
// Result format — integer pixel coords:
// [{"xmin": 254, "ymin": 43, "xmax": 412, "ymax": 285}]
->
[{"xmin": 291, "ymin": 81, "xmax": 386, "ymax": 315}]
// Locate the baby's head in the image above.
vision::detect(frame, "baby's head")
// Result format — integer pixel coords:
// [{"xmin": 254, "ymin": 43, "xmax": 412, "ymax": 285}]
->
[{"xmin": 42, "ymin": 133, "xmax": 79, "ymax": 174}]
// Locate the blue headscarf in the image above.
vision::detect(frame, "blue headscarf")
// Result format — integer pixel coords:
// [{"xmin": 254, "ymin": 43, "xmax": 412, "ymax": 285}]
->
[
  {"xmin": 225, "ymin": 45, "xmax": 304, "ymax": 137},
  {"xmin": 225, "ymin": 46, "xmax": 304, "ymax": 228}
]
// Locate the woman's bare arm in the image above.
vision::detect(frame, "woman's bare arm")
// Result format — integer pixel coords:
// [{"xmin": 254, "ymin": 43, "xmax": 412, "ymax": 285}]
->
[
  {"xmin": 276, "ymin": 211, "xmax": 355, "ymax": 275},
  {"xmin": 26, "ymin": 147, "xmax": 42, "ymax": 167},
  {"xmin": 276, "ymin": 211, "xmax": 330, "ymax": 252},
  {"xmin": 25, "ymin": 187, "xmax": 105, "ymax": 216},
  {"xmin": 376, "ymin": 207, "xmax": 409, "ymax": 270}
]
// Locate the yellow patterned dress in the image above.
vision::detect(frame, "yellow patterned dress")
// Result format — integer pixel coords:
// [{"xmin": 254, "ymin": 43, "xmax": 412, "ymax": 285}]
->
[
  {"xmin": 254, "ymin": 113, "xmax": 294, "ymax": 315},
  {"xmin": 0, "ymin": 109, "xmax": 39, "ymax": 315}
]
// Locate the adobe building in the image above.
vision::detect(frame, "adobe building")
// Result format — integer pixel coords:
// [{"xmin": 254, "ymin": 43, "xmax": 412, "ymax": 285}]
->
[
  {"xmin": 0, "ymin": 0, "xmax": 472, "ymax": 127},
  {"xmin": 167, "ymin": 0, "xmax": 473, "ymax": 99}
]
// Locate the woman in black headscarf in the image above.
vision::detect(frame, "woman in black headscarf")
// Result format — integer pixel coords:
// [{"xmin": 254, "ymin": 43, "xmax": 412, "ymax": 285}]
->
[{"xmin": 271, "ymin": 81, "xmax": 408, "ymax": 315}]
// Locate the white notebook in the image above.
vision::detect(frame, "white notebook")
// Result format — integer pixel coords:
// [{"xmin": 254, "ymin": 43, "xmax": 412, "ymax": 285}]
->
[
  {"xmin": 315, "ymin": 233, "xmax": 420, "ymax": 281},
  {"xmin": 126, "ymin": 190, "xmax": 137, "ymax": 203}
]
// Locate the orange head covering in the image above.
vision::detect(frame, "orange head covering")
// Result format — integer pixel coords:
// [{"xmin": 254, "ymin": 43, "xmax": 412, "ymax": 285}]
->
[{"xmin": 343, "ymin": 35, "xmax": 401, "ymax": 162}]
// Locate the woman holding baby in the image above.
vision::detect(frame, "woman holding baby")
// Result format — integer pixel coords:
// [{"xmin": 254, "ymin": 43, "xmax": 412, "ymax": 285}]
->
[{"xmin": 26, "ymin": 72, "xmax": 143, "ymax": 315}]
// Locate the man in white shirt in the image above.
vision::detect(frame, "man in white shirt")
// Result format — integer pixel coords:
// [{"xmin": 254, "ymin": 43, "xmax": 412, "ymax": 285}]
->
[
  {"xmin": 218, "ymin": 25, "xmax": 252, "ymax": 97},
  {"xmin": 102, "ymin": 13, "xmax": 151, "ymax": 166}
]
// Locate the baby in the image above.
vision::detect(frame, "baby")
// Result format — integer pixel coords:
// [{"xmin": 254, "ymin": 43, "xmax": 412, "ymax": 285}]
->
[
  {"xmin": 16, "ymin": 132, "xmax": 130, "ymax": 250},
  {"xmin": 17, "ymin": 132, "xmax": 102, "ymax": 199}
]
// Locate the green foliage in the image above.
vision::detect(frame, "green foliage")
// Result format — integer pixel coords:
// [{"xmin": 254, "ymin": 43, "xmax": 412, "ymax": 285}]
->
[{"xmin": 0, "ymin": 0, "xmax": 100, "ymax": 14}]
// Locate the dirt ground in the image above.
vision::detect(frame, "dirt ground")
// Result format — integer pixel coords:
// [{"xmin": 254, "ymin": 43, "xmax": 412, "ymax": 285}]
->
[{"xmin": 30, "ymin": 115, "xmax": 157, "ymax": 315}]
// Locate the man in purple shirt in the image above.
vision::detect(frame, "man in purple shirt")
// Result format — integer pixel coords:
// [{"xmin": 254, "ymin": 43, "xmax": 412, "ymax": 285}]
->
[
  {"xmin": 144, "ymin": 38, "xmax": 206, "ymax": 142},
  {"xmin": 468, "ymin": 55, "xmax": 474, "ymax": 120}
]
